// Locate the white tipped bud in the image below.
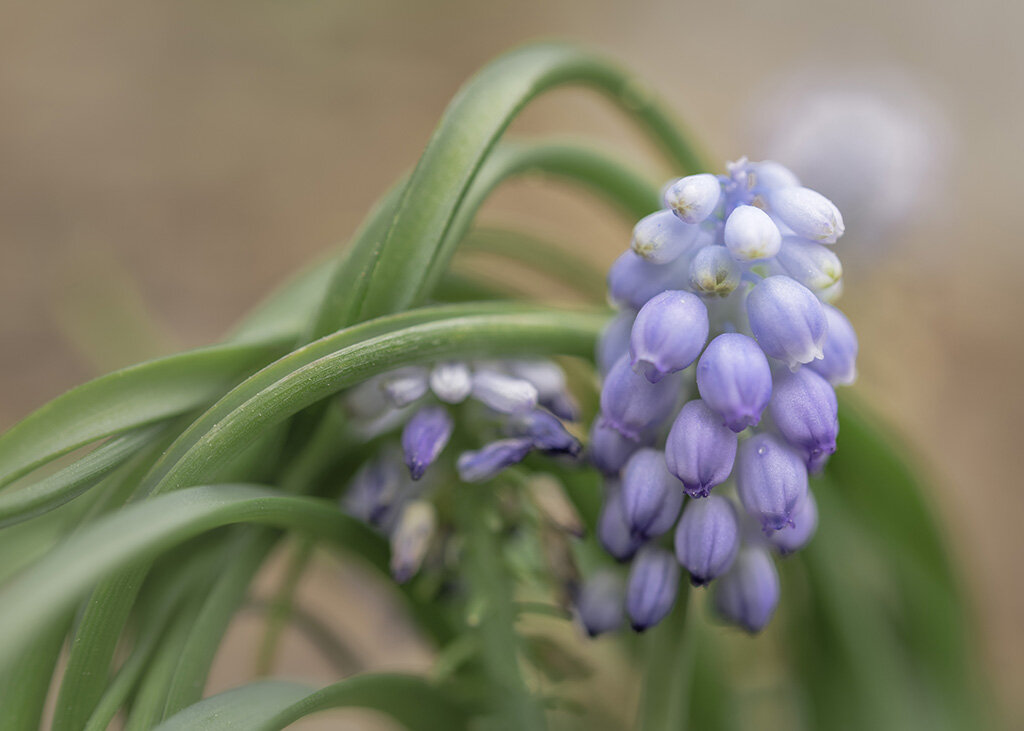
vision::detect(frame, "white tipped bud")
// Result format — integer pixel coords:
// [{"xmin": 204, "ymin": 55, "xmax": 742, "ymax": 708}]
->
[
  {"xmin": 724, "ymin": 205, "xmax": 782, "ymax": 261},
  {"xmin": 429, "ymin": 362, "xmax": 472, "ymax": 404},
  {"xmin": 631, "ymin": 209, "xmax": 700, "ymax": 264},
  {"xmin": 769, "ymin": 187, "xmax": 845, "ymax": 243},
  {"xmin": 689, "ymin": 245, "xmax": 742, "ymax": 296},
  {"xmin": 663, "ymin": 174, "xmax": 722, "ymax": 224},
  {"xmin": 775, "ymin": 237, "xmax": 843, "ymax": 291},
  {"xmin": 389, "ymin": 501, "xmax": 436, "ymax": 583},
  {"xmin": 471, "ymin": 370, "xmax": 538, "ymax": 414}
]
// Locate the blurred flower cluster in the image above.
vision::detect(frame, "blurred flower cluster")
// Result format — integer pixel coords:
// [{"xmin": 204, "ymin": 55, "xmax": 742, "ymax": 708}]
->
[
  {"xmin": 578, "ymin": 159, "xmax": 858, "ymax": 636},
  {"xmin": 341, "ymin": 359, "xmax": 582, "ymax": 582}
]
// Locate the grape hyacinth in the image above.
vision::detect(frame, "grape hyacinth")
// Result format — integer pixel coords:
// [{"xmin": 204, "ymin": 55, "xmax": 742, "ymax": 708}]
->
[
  {"xmin": 579, "ymin": 158, "xmax": 857, "ymax": 635},
  {"xmin": 342, "ymin": 358, "xmax": 582, "ymax": 583}
]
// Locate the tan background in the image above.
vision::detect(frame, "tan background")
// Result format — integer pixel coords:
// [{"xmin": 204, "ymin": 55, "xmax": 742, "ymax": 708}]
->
[{"xmin": 2, "ymin": 0, "xmax": 1021, "ymax": 726}]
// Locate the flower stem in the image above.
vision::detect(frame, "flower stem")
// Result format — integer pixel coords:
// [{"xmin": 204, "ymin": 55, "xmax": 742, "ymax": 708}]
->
[{"xmin": 637, "ymin": 585, "xmax": 698, "ymax": 731}]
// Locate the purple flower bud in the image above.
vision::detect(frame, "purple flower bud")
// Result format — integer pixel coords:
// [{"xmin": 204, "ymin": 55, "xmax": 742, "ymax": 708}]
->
[
  {"xmin": 736, "ymin": 433, "xmax": 808, "ymax": 532},
  {"xmin": 724, "ymin": 205, "xmax": 782, "ymax": 261},
  {"xmin": 631, "ymin": 209, "xmax": 701, "ymax": 264},
  {"xmin": 401, "ymin": 406, "xmax": 454, "ymax": 480},
  {"xmin": 429, "ymin": 362, "xmax": 472, "ymax": 404},
  {"xmin": 713, "ymin": 546, "xmax": 780, "ymax": 633},
  {"xmin": 470, "ymin": 370, "xmax": 538, "ymax": 414},
  {"xmin": 620, "ymin": 448, "xmax": 684, "ymax": 541},
  {"xmin": 456, "ymin": 438, "xmax": 534, "ymax": 482},
  {"xmin": 342, "ymin": 455, "xmax": 407, "ymax": 530},
  {"xmin": 381, "ymin": 367, "xmax": 430, "ymax": 407},
  {"xmin": 513, "ymin": 409, "xmax": 582, "ymax": 456},
  {"xmin": 598, "ymin": 480, "xmax": 642, "ymax": 561},
  {"xmin": 808, "ymin": 304, "xmax": 858, "ymax": 386},
  {"xmin": 746, "ymin": 276, "xmax": 828, "ymax": 370},
  {"xmin": 663, "ymin": 174, "xmax": 722, "ymax": 224},
  {"xmin": 589, "ymin": 418, "xmax": 644, "ymax": 475},
  {"xmin": 597, "ymin": 310, "xmax": 635, "ymax": 376},
  {"xmin": 599, "ymin": 354, "xmax": 681, "ymax": 440},
  {"xmin": 674, "ymin": 494, "xmax": 740, "ymax": 585},
  {"xmin": 696, "ymin": 333, "xmax": 773, "ymax": 432},
  {"xmin": 389, "ymin": 501, "xmax": 436, "ymax": 583},
  {"xmin": 768, "ymin": 369, "xmax": 838, "ymax": 473},
  {"xmin": 768, "ymin": 490, "xmax": 818, "ymax": 556},
  {"xmin": 626, "ymin": 547, "xmax": 680, "ymax": 631},
  {"xmin": 665, "ymin": 400, "xmax": 738, "ymax": 498},
  {"xmin": 575, "ymin": 571, "xmax": 625, "ymax": 637},
  {"xmin": 607, "ymin": 250, "xmax": 689, "ymax": 311},
  {"xmin": 774, "ymin": 237, "xmax": 843, "ymax": 291},
  {"xmin": 689, "ymin": 245, "xmax": 742, "ymax": 296},
  {"xmin": 630, "ymin": 290, "xmax": 709, "ymax": 383},
  {"xmin": 769, "ymin": 186, "xmax": 845, "ymax": 243}
]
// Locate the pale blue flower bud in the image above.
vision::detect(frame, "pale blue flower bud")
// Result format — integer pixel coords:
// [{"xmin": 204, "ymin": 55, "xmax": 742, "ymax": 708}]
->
[
  {"xmin": 620, "ymin": 448, "xmax": 684, "ymax": 541},
  {"xmin": 599, "ymin": 354, "xmax": 680, "ymax": 440},
  {"xmin": 665, "ymin": 400, "xmax": 738, "ymax": 498},
  {"xmin": 471, "ymin": 370, "xmax": 538, "ymax": 414},
  {"xmin": 598, "ymin": 480, "xmax": 642, "ymax": 561},
  {"xmin": 689, "ymin": 245, "xmax": 742, "ymax": 296},
  {"xmin": 575, "ymin": 571, "xmax": 625, "ymax": 637},
  {"xmin": 507, "ymin": 360, "xmax": 579, "ymax": 420},
  {"xmin": 808, "ymin": 304, "xmax": 858, "ymax": 386},
  {"xmin": 768, "ymin": 369, "xmax": 838, "ymax": 473},
  {"xmin": 663, "ymin": 174, "xmax": 722, "ymax": 224},
  {"xmin": 696, "ymin": 333, "xmax": 773, "ymax": 432},
  {"xmin": 589, "ymin": 418, "xmax": 644, "ymax": 475},
  {"xmin": 769, "ymin": 186, "xmax": 845, "ymax": 243},
  {"xmin": 724, "ymin": 205, "xmax": 782, "ymax": 261},
  {"xmin": 597, "ymin": 310, "xmax": 635, "ymax": 376},
  {"xmin": 768, "ymin": 490, "xmax": 818, "ymax": 556},
  {"xmin": 382, "ymin": 367, "xmax": 430, "ymax": 407},
  {"xmin": 456, "ymin": 438, "xmax": 534, "ymax": 482},
  {"xmin": 713, "ymin": 546, "xmax": 780, "ymax": 633},
  {"xmin": 736, "ymin": 433, "xmax": 808, "ymax": 532},
  {"xmin": 389, "ymin": 501, "xmax": 436, "ymax": 583},
  {"xmin": 631, "ymin": 209, "xmax": 701, "ymax": 264},
  {"xmin": 774, "ymin": 237, "xmax": 843, "ymax": 291},
  {"xmin": 630, "ymin": 290, "xmax": 709, "ymax": 383},
  {"xmin": 746, "ymin": 276, "xmax": 828, "ymax": 370},
  {"xmin": 429, "ymin": 362, "xmax": 472, "ymax": 404},
  {"xmin": 607, "ymin": 250, "xmax": 689, "ymax": 311},
  {"xmin": 749, "ymin": 160, "xmax": 800, "ymax": 193},
  {"xmin": 401, "ymin": 406, "xmax": 454, "ymax": 480},
  {"xmin": 512, "ymin": 409, "xmax": 582, "ymax": 456},
  {"xmin": 627, "ymin": 547, "xmax": 680, "ymax": 631}
]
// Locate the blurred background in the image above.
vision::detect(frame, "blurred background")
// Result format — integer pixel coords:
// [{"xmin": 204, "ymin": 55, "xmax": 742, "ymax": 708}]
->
[{"xmin": 1, "ymin": 0, "xmax": 1020, "ymax": 727}]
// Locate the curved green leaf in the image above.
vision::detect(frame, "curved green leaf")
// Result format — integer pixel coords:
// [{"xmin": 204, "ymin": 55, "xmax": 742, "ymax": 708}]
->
[
  {"xmin": 0, "ymin": 484, "xmax": 388, "ymax": 672},
  {"xmin": 154, "ymin": 674, "xmax": 470, "ymax": 731},
  {"xmin": 0, "ymin": 425, "xmax": 164, "ymax": 528},
  {"xmin": 0, "ymin": 340, "xmax": 288, "ymax": 489},
  {"xmin": 309, "ymin": 41, "xmax": 705, "ymax": 337},
  {"xmin": 149, "ymin": 307, "xmax": 605, "ymax": 495}
]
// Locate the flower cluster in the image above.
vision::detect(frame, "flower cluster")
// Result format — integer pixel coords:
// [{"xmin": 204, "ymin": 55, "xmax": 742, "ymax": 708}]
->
[
  {"xmin": 342, "ymin": 359, "xmax": 582, "ymax": 582},
  {"xmin": 577, "ymin": 158, "xmax": 858, "ymax": 636}
]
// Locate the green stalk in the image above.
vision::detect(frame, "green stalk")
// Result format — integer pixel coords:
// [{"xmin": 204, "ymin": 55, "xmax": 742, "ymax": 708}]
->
[
  {"xmin": 458, "ymin": 487, "xmax": 548, "ymax": 730},
  {"xmin": 256, "ymin": 537, "xmax": 316, "ymax": 676},
  {"xmin": 637, "ymin": 586, "xmax": 696, "ymax": 731}
]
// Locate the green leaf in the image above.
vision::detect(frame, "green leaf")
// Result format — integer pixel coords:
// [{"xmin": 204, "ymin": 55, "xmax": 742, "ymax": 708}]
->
[
  {"xmin": 309, "ymin": 41, "xmax": 705, "ymax": 338},
  {"xmin": 0, "ymin": 484, "xmax": 388, "ymax": 673},
  {"xmin": 146, "ymin": 306, "xmax": 605, "ymax": 496},
  {"xmin": 0, "ymin": 340, "xmax": 288, "ymax": 489},
  {"xmin": 0, "ymin": 425, "xmax": 165, "ymax": 528},
  {"xmin": 154, "ymin": 674, "xmax": 471, "ymax": 731}
]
